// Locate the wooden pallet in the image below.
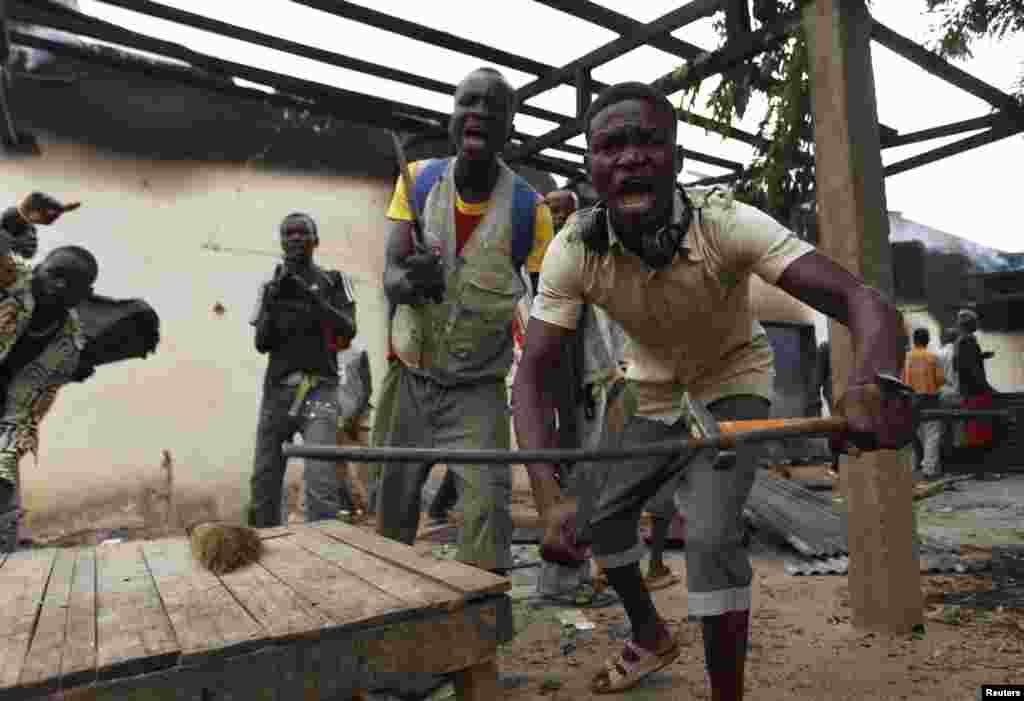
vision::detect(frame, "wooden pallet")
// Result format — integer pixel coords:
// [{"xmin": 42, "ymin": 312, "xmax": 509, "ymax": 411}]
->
[{"xmin": 0, "ymin": 522, "xmax": 512, "ymax": 701}]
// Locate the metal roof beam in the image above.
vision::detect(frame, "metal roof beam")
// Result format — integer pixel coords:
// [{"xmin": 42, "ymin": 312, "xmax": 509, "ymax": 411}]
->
[
  {"xmin": 289, "ymin": 0, "xmax": 555, "ymax": 78},
  {"xmin": 515, "ymin": 0, "xmax": 727, "ymax": 103},
  {"xmin": 508, "ymin": 9, "xmax": 800, "ymax": 162},
  {"xmin": 88, "ymin": 0, "xmax": 575, "ymax": 128},
  {"xmin": 870, "ymin": 19, "xmax": 1023, "ymax": 115},
  {"xmin": 884, "ymin": 121, "xmax": 1024, "ymax": 177},
  {"xmin": 882, "ymin": 113, "xmax": 1015, "ymax": 149},
  {"xmin": 530, "ymin": 0, "xmax": 711, "ymax": 62},
  {"xmin": 93, "ymin": 0, "xmax": 767, "ymax": 158},
  {"xmin": 10, "ymin": 3, "xmax": 591, "ymax": 171}
]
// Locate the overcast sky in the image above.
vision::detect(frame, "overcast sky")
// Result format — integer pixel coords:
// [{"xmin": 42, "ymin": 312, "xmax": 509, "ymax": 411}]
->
[{"xmin": 76, "ymin": 0, "xmax": 1024, "ymax": 252}]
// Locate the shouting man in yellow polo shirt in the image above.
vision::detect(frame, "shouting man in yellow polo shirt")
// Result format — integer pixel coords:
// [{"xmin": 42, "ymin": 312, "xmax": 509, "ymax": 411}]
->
[
  {"xmin": 513, "ymin": 82, "xmax": 914, "ymax": 696},
  {"xmin": 375, "ymin": 66, "xmax": 554, "ymax": 575}
]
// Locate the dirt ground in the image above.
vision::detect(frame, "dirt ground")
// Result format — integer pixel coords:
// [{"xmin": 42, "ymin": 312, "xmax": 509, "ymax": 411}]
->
[
  {"xmin": 18, "ymin": 466, "xmax": 1024, "ymax": 701},
  {"xmin": 485, "ymin": 563, "xmax": 1023, "ymax": 701}
]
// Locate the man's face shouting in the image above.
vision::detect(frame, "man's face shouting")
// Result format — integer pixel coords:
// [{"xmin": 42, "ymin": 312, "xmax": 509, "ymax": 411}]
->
[
  {"xmin": 449, "ymin": 70, "xmax": 514, "ymax": 164},
  {"xmin": 588, "ymin": 98, "xmax": 676, "ymax": 236}
]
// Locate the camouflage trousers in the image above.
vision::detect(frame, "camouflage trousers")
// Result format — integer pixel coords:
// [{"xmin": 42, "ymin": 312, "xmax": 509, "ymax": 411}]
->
[{"xmin": 374, "ymin": 361, "xmax": 513, "ymax": 572}]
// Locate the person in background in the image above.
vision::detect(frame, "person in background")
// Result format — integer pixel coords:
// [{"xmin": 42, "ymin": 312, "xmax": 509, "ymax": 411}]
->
[
  {"xmin": 902, "ymin": 327, "xmax": 944, "ymax": 478},
  {"xmin": 247, "ymin": 212, "xmax": 357, "ymax": 527},
  {"xmin": 335, "ymin": 338, "xmax": 373, "ymax": 517},
  {"xmin": 0, "ymin": 246, "xmax": 100, "ymax": 552},
  {"xmin": 954, "ymin": 309, "xmax": 996, "ymax": 450},
  {"xmin": 545, "ymin": 189, "xmax": 580, "ymax": 235},
  {"xmin": 936, "ymin": 327, "xmax": 960, "ymax": 453}
]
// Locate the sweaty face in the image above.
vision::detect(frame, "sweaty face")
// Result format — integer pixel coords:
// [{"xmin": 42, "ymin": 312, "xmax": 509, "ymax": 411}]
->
[
  {"xmin": 33, "ymin": 252, "xmax": 94, "ymax": 309},
  {"xmin": 449, "ymin": 71, "xmax": 514, "ymax": 163},
  {"xmin": 588, "ymin": 98, "xmax": 676, "ymax": 235},
  {"xmin": 281, "ymin": 223, "xmax": 317, "ymax": 263},
  {"xmin": 544, "ymin": 190, "xmax": 577, "ymax": 231}
]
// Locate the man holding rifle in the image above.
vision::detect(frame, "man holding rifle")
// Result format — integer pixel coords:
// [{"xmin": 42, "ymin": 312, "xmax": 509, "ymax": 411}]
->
[
  {"xmin": 248, "ymin": 212, "xmax": 358, "ymax": 527},
  {"xmin": 374, "ymin": 67, "xmax": 553, "ymax": 575},
  {"xmin": 512, "ymin": 82, "xmax": 914, "ymax": 696}
]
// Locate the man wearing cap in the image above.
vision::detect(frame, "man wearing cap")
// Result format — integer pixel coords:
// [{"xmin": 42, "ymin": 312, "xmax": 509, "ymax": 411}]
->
[{"xmin": 248, "ymin": 212, "xmax": 358, "ymax": 527}]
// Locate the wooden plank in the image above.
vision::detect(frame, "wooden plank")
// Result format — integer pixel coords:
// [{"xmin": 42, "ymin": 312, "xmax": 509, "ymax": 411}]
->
[
  {"xmin": 217, "ymin": 559, "xmax": 334, "ymax": 640},
  {"xmin": 312, "ymin": 520, "xmax": 509, "ymax": 599},
  {"xmin": 255, "ymin": 535, "xmax": 408, "ymax": 629},
  {"xmin": 94, "ymin": 542, "xmax": 179, "ymax": 681},
  {"xmin": 255, "ymin": 526, "xmax": 292, "ymax": 540},
  {"xmin": 803, "ymin": 0, "xmax": 922, "ymax": 634},
  {"xmin": 18, "ymin": 548, "xmax": 78, "ymax": 690},
  {"xmin": 351, "ymin": 596, "xmax": 510, "ymax": 675},
  {"xmin": 287, "ymin": 525, "xmax": 464, "ymax": 611},
  {"xmin": 140, "ymin": 539, "xmax": 266, "ymax": 664},
  {"xmin": 60, "ymin": 547, "xmax": 97, "ymax": 688},
  {"xmin": 0, "ymin": 548, "xmax": 57, "ymax": 691}
]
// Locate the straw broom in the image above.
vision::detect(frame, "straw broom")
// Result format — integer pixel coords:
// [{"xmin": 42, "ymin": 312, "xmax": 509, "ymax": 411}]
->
[{"xmin": 188, "ymin": 521, "xmax": 263, "ymax": 575}]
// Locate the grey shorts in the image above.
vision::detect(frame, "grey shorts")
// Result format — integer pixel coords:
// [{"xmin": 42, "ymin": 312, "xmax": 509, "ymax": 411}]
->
[{"xmin": 580, "ymin": 395, "xmax": 769, "ymax": 618}]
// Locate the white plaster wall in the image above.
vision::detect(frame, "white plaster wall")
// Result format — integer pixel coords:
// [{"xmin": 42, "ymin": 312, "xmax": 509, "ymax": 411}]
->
[{"xmin": 1, "ymin": 137, "xmax": 394, "ymax": 518}]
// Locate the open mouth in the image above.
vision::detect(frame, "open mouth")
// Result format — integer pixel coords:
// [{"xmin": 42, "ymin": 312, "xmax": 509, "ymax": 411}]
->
[
  {"xmin": 462, "ymin": 123, "xmax": 489, "ymax": 148},
  {"xmin": 617, "ymin": 177, "xmax": 657, "ymax": 212}
]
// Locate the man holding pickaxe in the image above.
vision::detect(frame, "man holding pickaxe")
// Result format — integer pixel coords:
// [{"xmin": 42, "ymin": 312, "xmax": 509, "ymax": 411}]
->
[{"xmin": 512, "ymin": 82, "xmax": 915, "ymax": 697}]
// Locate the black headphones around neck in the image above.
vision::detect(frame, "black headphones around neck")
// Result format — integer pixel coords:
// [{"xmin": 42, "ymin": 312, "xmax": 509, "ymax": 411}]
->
[{"xmin": 614, "ymin": 183, "xmax": 694, "ymax": 271}]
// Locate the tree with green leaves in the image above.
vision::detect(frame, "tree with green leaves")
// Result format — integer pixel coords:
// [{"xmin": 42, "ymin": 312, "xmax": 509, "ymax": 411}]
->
[
  {"xmin": 925, "ymin": 0, "xmax": 1024, "ymax": 97},
  {"xmin": 677, "ymin": 0, "xmax": 1024, "ymax": 233},
  {"xmin": 678, "ymin": 1, "xmax": 815, "ymax": 229}
]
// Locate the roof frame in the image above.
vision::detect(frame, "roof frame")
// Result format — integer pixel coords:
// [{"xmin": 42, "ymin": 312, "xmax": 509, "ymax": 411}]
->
[{"xmin": 3, "ymin": 0, "xmax": 1023, "ymax": 185}]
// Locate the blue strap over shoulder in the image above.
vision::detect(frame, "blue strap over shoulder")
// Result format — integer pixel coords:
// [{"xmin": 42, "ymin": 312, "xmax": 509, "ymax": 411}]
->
[{"xmin": 412, "ymin": 158, "xmax": 537, "ymax": 266}]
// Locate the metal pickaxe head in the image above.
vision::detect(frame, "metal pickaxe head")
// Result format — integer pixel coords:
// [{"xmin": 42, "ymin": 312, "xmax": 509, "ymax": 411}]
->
[
  {"xmin": 876, "ymin": 373, "xmax": 915, "ymax": 401},
  {"xmin": 680, "ymin": 393, "xmax": 736, "ymax": 471}
]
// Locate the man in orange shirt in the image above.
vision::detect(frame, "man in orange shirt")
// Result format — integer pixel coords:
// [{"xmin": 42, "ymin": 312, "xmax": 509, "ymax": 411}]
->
[{"xmin": 903, "ymin": 327, "xmax": 945, "ymax": 477}]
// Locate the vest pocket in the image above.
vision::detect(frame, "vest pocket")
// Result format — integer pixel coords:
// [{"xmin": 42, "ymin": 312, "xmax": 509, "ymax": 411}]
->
[{"xmin": 445, "ymin": 277, "xmax": 520, "ymax": 362}]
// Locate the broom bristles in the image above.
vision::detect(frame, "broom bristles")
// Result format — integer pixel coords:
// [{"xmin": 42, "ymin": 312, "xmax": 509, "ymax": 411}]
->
[{"xmin": 189, "ymin": 522, "xmax": 263, "ymax": 575}]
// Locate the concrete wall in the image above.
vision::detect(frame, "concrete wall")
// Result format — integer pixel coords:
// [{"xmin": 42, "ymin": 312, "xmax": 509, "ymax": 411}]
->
[{"xmin": 1, "ymin": 136, "xmax": 394, "ymax": 519}]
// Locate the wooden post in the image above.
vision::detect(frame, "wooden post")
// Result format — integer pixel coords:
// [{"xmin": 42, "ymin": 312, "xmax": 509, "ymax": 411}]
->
[{"xmin": 803, "ymin": 0, "xmax": 923, "ymax": 633}]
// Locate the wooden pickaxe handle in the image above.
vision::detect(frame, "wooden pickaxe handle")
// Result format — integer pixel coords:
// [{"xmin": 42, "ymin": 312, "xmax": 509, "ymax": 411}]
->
[{"xmin": 717, "ymin": 416, "xmax": 849, "ymax": 449}]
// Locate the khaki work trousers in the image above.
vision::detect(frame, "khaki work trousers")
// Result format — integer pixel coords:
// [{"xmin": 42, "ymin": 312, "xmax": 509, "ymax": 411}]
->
[{"xmin": 374, "ymin": 361, "xmax": 513, "ymax": 572}]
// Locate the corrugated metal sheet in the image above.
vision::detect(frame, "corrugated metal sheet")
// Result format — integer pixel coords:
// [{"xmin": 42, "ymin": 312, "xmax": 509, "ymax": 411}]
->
[
  {"xmin": 784, "ymin": 555, "xmax": 990, "ymax": 576},
  {"xmin": 784, "ymin": 552, "xmax": 991, "ymax": 577},
  {"xmin": 744, "ymin": 474, "xmax": 849, "ymax": 557}
]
